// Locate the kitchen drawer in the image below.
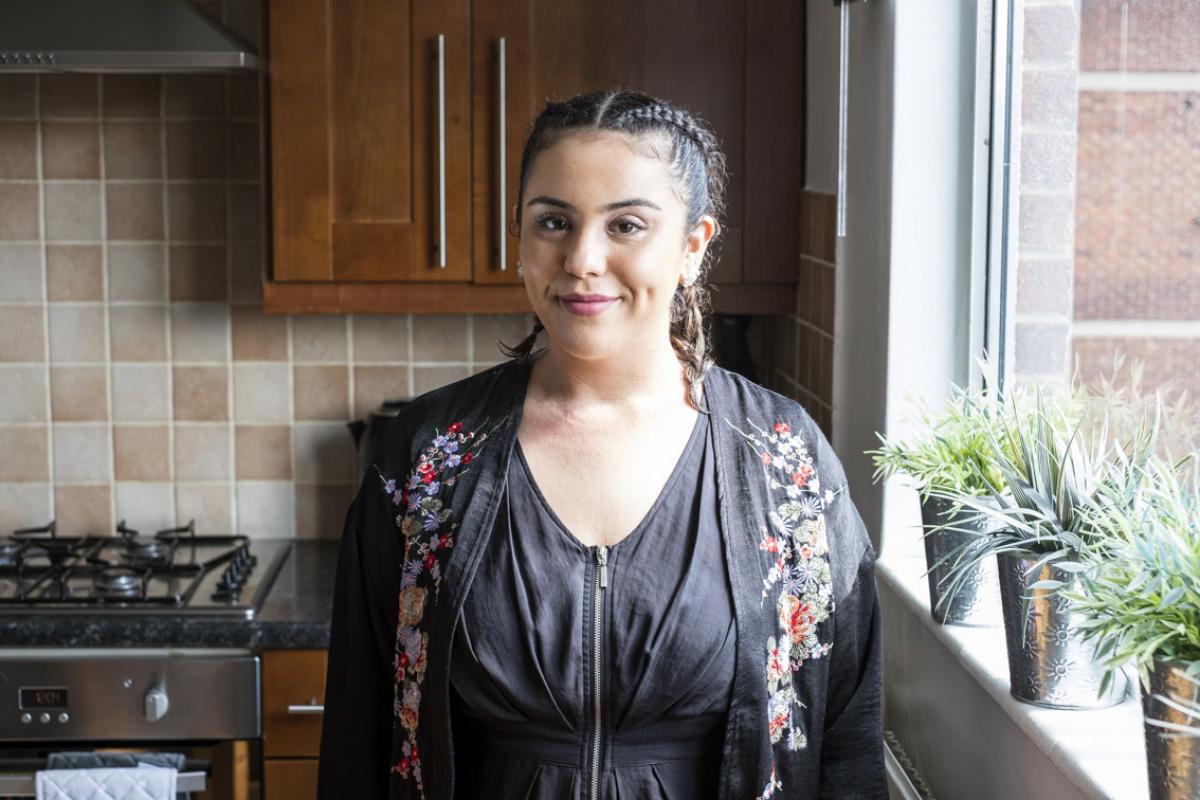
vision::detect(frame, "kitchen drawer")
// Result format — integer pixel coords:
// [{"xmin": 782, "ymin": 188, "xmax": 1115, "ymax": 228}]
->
[
  {"xmin": 263, "ymin": 650, "xmax": 327, "ymax": 758},
  {"xmin": 264, "ymin": 758, "xmax": 319, "ymax": 800}
]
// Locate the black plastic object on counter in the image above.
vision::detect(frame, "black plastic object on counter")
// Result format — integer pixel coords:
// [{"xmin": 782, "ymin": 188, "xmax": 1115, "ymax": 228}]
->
[{"xmin": 347, "ymin": 399, "xmax": 410, "ymax": 485}]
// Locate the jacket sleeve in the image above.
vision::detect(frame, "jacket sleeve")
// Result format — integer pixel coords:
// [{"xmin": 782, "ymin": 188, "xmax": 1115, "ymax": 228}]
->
[
  {"xmin": 317, "ymin": 485, "xmax": 397, "ymax": 800},
  {"xmin": 819, "ymin": 545, "xmax": 886, "ymax": 799}
]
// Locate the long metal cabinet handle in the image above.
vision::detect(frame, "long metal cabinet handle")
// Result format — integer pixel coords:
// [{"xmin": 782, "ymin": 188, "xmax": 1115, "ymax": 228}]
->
[
  {"xmin": 286, "ymin": 704, "xmax": 325, "ymax": 715},
  {"xmin": 436, "ymin": 33, "xmax": 447, "ymax": 268},
  {"xmin": 498, "ymin": 37, "xmax": 507, "ymax": 271}
]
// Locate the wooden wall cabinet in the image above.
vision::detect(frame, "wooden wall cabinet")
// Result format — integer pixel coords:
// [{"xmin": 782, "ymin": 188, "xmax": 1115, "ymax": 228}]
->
[
  {"xmin": 261, "ymin": 649, "xmax": 327, "ymax": 800},
  {"xmin": 264, "ymin": 0, "xmax": 805, "ymax": 314}
]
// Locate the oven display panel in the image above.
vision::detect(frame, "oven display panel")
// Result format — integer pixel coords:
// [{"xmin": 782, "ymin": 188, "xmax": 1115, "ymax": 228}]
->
[{"xmin": 19, "ymin": 687, "xmax": 68, "ymax": 709}]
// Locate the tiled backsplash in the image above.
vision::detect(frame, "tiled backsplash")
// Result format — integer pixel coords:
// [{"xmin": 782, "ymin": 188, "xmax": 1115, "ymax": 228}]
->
[{"xmin": 0, "ymin": 71, "xmax": 533, "ymax": 539}]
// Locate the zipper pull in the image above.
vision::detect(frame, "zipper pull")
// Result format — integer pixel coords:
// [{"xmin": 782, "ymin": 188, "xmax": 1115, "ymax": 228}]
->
[{"xmin": 596, "ymin": 545, "xmax": 608, "ymax": 589}]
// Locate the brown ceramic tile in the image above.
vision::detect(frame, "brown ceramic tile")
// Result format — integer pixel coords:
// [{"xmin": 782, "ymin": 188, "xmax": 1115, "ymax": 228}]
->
[
  {"xmin": 235, "ymin": 425, "xmax": 292, "ymax": 480},
  {"xmin": 0, "ymin": 183, "xmax": 40, "ymax": 240},
  {"xmin": 231, "ymin": 306, "xmax": 287, "ymax": 361},
  {"xmin": 169, "ymin": 244, "xmax": 227, "ymax": 302},
  {"xmin": 111, "ymin": 363, "xmax": 169, "ymax": 422},
  {"xmin": 175, "ymin": 483, "xmax": 232, "ymax": 531},
  {"xmin": 413, "ymin": 366, "xmax": 470, "ymax": 396},
  {"xmin": 228, "ymin": 123, "xmax": 260, "ymax": 180},
  {"xmin": 0, "ymin": 243, "xmax": 44, "ymax": 301},
  {"xmin": 227, "ymin": 74, "xmax": 260, "ymax": 120},
  {"xmin": 54, "ymin": 484, "xmax": 112, "ymax": 535},
  {"xmin": 228, "ymin": 183, "xmax": 261, "ymax": 241},
  {"xmin": 295, "ymin": 483, "xmax": 354, "ymax": 539},
  {"xmin": 103, "ymin": 121, "xmax": 163, "ymax": 179},
  {"xmin": 52, "ymin": 423, "xmax": 111, "ymax": 482},
  {"xmin": 228, "ymin": 242, "xmax": 263, "ymax": 304},
  {"xmin": 413, "ymin": 315, "xmax": 468, "ymax": 361},
  {"xmin": 170, "ymin": 304, "xmax": 229, "ymax": 362},
  {"xmin": 353, "ymin": 365, "xmax": 408, "ymax": 417},
  {"xmin": 40, "ymin": 74, "xmax": 98, "ymax": 119},
  {"xmin": 113, "ymin": 425, "xmax": 170, "ymax": 480},
  {"xmin": 0, "ymin": 305, "xmax": 45, "ymax": 362},
  {"xmin": 44, "ymin": 182, "xmax": 102, "ymax": 241},
  {"xmin": 0, "ymin": 426, "xmax": 49, "ymax": 480},
  {"xmin": 473, "ymin": 314, "xmax": 532, "ymax": 362},
  {"xmin": 166, "ymin": 121, "xmax": 226, "ymax": 180},
  {"xmin": 50, "ymin": 366, "xmax": 108, "ymax": 422},
  {"xmin": 106, "ymin": 182, "xmax": 164, "ymax": 240},
  {"xmin": 0, "ymin": 77, "xmax": 37, "ymax": 118},
  {"xmin": 352, "ymin": 315, "xmax": 409, "ymax": 362},
  {"xmin": 232, "ymin": 364, "xmax": 289, "ymax": 421},
  {"xmin": 173, "ymin": 366, "xmax": 228, "ymax": 421},
  {"xmin": 107, "ymin": 243, "xmax": 166, "ymax": 300},
  {"xmin": 169, "ymin": 183, "xmax": 225, "ymax": 241},
  {"xmin": 0, "ymin": 122, "xmax": 37, "ymax": 178},
  {"xmin": 102, "ymin": 75, "xmax": 162, "ymax": 118},
  {"xmin": 42, "ymin": 122, "xmax": 101, "ymax": 179},
  {"xmin": 294, "ymin": 365, "xmax": 350, "ymax": 420},
  {"xmin": 110, "ymin": 305, "xmax": 167, "ymax": 361},
  {"xmin": 46, "ymin": 245, "xmax": 103, "ymax": 301},
  {"xmin": 0, "ymin": 365, "xmax": 47, "ymax": 422},
  {"xmin": 292, "ymin": 315, "xmax": 347, "ymax": 362},
  {"xmin": 292, "ymin": 422, "xmax": 354, "ymax": 483},
  {"xmin": 165, "ymin": 76, "xmax": 225, "ymax": 119},
  {"xmin": 48, "ymin": 304, "xmax": 105, "ymax": 363},
  {"xmin": 174, "ymin": 423, "xmax": 231, "ymax": 480}
]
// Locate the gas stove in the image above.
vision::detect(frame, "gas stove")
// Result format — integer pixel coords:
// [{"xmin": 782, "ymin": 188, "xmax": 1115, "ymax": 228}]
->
[{"xmin": 0, "ymin": 520, "xmax": 290, "ymax": 618}]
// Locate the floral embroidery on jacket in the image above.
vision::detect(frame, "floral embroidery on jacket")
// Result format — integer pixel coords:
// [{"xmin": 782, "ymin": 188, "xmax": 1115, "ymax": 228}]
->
[
  {"xmin": 731, "ymin": 417, "xmax": 836, "ymax": 797},
  {"xmin": 379, "ymin": 420, "xmax": 489, "ymax": 799}
]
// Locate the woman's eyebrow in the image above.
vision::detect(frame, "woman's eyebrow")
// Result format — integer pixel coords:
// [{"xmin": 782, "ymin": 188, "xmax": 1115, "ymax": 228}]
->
[{"xmin": 525, "ymin": 196, "xmax": 662, "ymax": 212}]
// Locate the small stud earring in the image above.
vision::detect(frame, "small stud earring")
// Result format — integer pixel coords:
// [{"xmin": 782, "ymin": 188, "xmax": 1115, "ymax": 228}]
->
[{"xmin": 517, "ymin": 260, "xmax": 524, "ymax": 278}]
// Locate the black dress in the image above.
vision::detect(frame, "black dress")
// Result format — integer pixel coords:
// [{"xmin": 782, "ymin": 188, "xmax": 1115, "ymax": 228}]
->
[{"xmin": 449, "ymin": 412, "xmax": 735, "ymax": 799}]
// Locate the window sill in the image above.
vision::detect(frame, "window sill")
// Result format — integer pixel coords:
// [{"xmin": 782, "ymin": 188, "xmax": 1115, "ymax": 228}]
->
[{"xmin": 877, "ymin": 554, "xmax": 1149, "ymax": 800}]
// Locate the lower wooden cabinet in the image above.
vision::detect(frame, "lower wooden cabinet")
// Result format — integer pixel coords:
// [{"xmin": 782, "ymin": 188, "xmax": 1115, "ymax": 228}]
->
[
  {"xmin": 264, "ymin": 759, "xmax": 319, "ymax": 800},
  {"xmin": 262, "ymin": 649, "xmax": 328, "ymax": 800}
]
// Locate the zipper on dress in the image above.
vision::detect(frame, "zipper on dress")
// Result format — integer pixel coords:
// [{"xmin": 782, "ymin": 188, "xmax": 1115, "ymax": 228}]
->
[{"xmin": 590, "ymin": 544, "xmax": 609, "ymax": 800}]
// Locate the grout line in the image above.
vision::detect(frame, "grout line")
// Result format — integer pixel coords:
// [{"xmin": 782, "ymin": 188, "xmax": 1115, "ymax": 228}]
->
[
  {"xmin": 34, "ymin": 75, "xmax": 56, "ymax": 526},
  {"xmin": 223, "ymin": 59, "xmax": 240, "ymax": 536},
  {"xmin": 98, "ymin": 76, "xmax": 116, "ymax": 534},
  {"xmin": 157, "ymin": 71, "xmax": 179, "ymax": 528}
]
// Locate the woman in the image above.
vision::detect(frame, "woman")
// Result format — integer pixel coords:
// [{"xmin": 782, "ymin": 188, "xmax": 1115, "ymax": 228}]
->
[{"xmin": 318, "ymin": 90, "xmax": 885, "ymax": 800}]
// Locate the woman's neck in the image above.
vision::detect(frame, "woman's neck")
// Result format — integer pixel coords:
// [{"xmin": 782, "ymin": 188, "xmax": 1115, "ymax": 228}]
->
[{"xmin": 529, "ymin": 339, "xmax": 693, "ymax": 416}]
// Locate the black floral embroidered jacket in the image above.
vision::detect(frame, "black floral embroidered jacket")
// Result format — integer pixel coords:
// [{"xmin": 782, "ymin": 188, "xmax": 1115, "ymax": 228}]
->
[{"xmin": 317, "ymin": 357, "xmax": 885, "ymax": 800}]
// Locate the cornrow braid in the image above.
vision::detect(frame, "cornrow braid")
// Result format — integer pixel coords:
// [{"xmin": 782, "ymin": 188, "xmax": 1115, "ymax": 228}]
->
[{"xmin": 506, "ymin": 90, "xmax": 727, "ymax": 408}]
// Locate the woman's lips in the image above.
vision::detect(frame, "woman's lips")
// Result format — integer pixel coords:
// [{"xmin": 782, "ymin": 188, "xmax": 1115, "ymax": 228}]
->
[{"xmin": 559, "ymin": 294, "xmax": 618, "ymax": 316}]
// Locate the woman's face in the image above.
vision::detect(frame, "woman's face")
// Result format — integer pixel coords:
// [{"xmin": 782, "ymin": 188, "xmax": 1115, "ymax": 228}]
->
[{"xmin": 517, "ymin": 131, "xmax": 715, "ymax": 363}]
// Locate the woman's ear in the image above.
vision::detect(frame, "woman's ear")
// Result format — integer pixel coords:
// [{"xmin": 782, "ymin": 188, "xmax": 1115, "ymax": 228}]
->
[{"xmin": 681, "ymin": 214, "xmax": 718, "ymax": 283}]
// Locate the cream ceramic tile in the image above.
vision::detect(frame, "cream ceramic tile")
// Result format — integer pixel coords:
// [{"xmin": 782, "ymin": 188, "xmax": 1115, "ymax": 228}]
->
[
  {"xmin": 49, "ymin": 365, "xmax": 108, "ymax": 421},
  {"xmin": 175, "ymin": 483, "xmax": 233, "ymax": 532},
  {"xmin": 46, "ymin": 244, "xmax": 103, "ymax": 301},
  {"xmin": 292, "ymin": 422, "xmax": 355, "ymax": 483},
  {"xmin": 107, "ymin": 243, "xmax": 166, "ymax": 300},
  {"xmin": 0, "ymin": 365, "xmax": 48, "ymax": 422},
  {"xmin": 52, "ymin": 423, "xmax": 111, "ymax": 482},
  {"xmin": 0, "ymin": 183, "xmax": 39, "ymax": 240},
  {"xmin": 168, "ymin": 183, "xmax": 225, "ymax": 242},
  {"xmin": 0, "ymin": 121, "xmax": 37, "ymax": 178},
  {"xmin": 295, "ymin": 483, "xmax": 354, "ymax": 539},
  {"xmin": 0, "ymin": 243, "xmax": 43, "ymax": 301},
  {"xmin": 412, "ymin": 314, "xmax": 468, "ymax": 362},
  {"xmin": 0, "ymin": 426, "xmax": 49, "ymax": 481},
  {"xmin": 111, "ymin": 363, "xmax": 169, "ymax": 421},
  {"xmin": 109, "ymin": 305, "xmax": 167, "ymax": 361},
  {"xmin": 103, "ymin": 121, "xmax": 163, "ymax": 179},
  {"xmin": 44, "ymin": 182, "xmax": 102, "ymax": 241},
  {"xmin": 0, "ymin": 482, "xmax": 52, "ymax": 532},
  {"xmin": 413, "ymin": 366, "xmax": 470, "ymax": 396},
  {"xmin": 235, "ymin": 481, "xmax": 295, "ymax": 538},
  {"xmin": 106, "ymin": 182, "xmax": 164, "ymax": 241},
  {"xmin": 54, "ymin": 484, "xmax": 113, "ymax": 535},
  {"xmin": 351, "ymin": 315, "xmax": 409, "ymax": 362},
  {"xmin": 293, "ymin": 315, "xmax": 347, "ymax": 362},
  {"xmin": 113, "ymin": 482, "xmax": 174, "ymax": 530},
  {"xmin": 173, "ymin": 423, "xmax": 231, "ymax": 480},
  {"xmin": 48, "ymin": 304, "xmax": 106, "ymax": 362},
  {"xmin": 472, "ymin": 314, "xmax": 533, "ymax": 362},
  {"xmin": 0, "ymin": 305, "xmax": 45, "ymax": 362},
  {"xmin": 170, "ymin": 303, "xmax": 229, "ymax": 362},
  {"xmin": 232, "ymin": 363, "xmax": 289, "ymax": 422},
  {"xmin": 41, "ymin": 121, "xmax": 101, "ymax": 180}
]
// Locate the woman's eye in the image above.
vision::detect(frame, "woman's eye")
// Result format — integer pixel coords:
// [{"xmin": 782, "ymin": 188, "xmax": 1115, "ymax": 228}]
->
[
  {"xmin": 612, "ymin": 218, "xmax": 646, "ymax": 235},
  {"xmin": 535, "ymin": 215, "xmax": 568, "ymax": 232}
]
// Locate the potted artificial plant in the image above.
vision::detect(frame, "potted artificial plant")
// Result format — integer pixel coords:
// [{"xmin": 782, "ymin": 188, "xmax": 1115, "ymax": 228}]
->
[{"xmin": 870, "ymin": 387, "xmax": 1013, "ymax": 626}]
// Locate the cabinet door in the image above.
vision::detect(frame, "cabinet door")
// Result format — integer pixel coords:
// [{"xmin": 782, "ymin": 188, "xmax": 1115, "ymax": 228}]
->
[
  {"xmin": 263, "ymin": 649, "xmax": 327, "ymax": 758},
  {"xmin": 269, "ymin": 0, "xmax": 470, "ymax": 283},
  {"xmin": 264, "ymin": 759, "xmax": 318, "ymax": 800}
]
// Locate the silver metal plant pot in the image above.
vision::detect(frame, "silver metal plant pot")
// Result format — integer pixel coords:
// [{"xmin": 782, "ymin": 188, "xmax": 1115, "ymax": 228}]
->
[
  {"xmin": 1143, "ymin": 659, "xmax": 1200, "ymax": 800},
  {"xmin": 997, "ymin": 549, "xmax": 1126, "ymax": 709},
  {"xmin": 919, "ymin": 495, "xmax": 1002, "ymax": 626}
]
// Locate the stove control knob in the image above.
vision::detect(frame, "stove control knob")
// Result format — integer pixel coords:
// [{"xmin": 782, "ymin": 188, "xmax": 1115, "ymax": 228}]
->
[
  {"xmin": 39, "ymin": 712, "xmax": 50, "ymax": 724},
  {"xmin": 20, "ymin": 713, "xmax": 31, "ymax": 724},
  {"xmin": 58, "ymin": 712, "xmax": 69, "ymax": 724},
  {"xmin": 144, "ymin": 688, "xmax": 170, "ymax": 722}
]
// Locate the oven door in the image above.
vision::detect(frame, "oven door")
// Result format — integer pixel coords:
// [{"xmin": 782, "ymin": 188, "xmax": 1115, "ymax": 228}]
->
[{"xmin": 0, "ymin": 648, "xmax": 261, "ymax": 799}]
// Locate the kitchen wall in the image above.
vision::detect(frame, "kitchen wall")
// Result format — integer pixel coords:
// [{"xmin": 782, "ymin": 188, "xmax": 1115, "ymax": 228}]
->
[{"xmin": 0, "ymin": 69, "xmax": 534, "ymax": 539}]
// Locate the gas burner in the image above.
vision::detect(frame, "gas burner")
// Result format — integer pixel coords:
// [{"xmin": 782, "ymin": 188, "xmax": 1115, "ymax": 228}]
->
[
  {"xmin": 0, "ymin": 541, "xmax": 22, "ymax": 569},
  {"xmin": 13, "ymin": 520, "xmax": 56, "ymax": 539},
  {"xmin": 94, "ymin": 566, "xmax": 147, "ymax": 600},
  {"xmin": 121, "ymin": 540, "xmax": 174, "ymax": 569}
]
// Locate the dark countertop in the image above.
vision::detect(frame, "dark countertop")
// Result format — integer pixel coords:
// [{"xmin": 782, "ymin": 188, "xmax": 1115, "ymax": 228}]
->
[{"xmin": 0, "ymin": 540, "xmax": 340, "ymax": 650}]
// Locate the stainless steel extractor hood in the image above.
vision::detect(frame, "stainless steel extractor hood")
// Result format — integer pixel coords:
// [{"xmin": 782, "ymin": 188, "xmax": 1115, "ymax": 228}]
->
[{"xmin": 0, "ymin": 0, "xmax": 258, "ymax": 73}]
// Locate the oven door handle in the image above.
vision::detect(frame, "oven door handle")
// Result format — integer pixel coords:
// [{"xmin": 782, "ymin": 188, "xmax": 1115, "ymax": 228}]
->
[
  {"xmin": 286, "ymin": 703, "xmax": 325, "ymax": 715},
  {"xmin": 0, "ymin": 770, "xmax": 207, "ymax": 796}
]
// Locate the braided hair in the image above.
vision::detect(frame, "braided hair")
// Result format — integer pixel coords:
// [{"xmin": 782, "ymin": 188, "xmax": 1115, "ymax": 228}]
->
[{"xmin": 501, "ymin": 90, "xmax": 727, "ymax": 410}]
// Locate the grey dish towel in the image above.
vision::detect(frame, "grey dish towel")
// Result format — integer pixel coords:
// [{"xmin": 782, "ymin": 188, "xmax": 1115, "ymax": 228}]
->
[
  {"xmin": 45, "ymin": 754, "xmax": 189, "ymax": 800},
  {"xmin": 35, "ymin": 767, "xmax": 177, "ymax": 800}
]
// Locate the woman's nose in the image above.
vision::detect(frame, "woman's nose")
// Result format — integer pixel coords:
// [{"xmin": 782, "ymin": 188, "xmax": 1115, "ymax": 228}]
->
[{"xmin": 561, "ymin": 225, "xmax": 607, "ymax": 278}]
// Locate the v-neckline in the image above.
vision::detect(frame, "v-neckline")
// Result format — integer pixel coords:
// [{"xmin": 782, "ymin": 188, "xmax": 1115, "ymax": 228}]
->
[{"xmin": 513, "ymin": 412, "xmax": 707, "ymax": 554}]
